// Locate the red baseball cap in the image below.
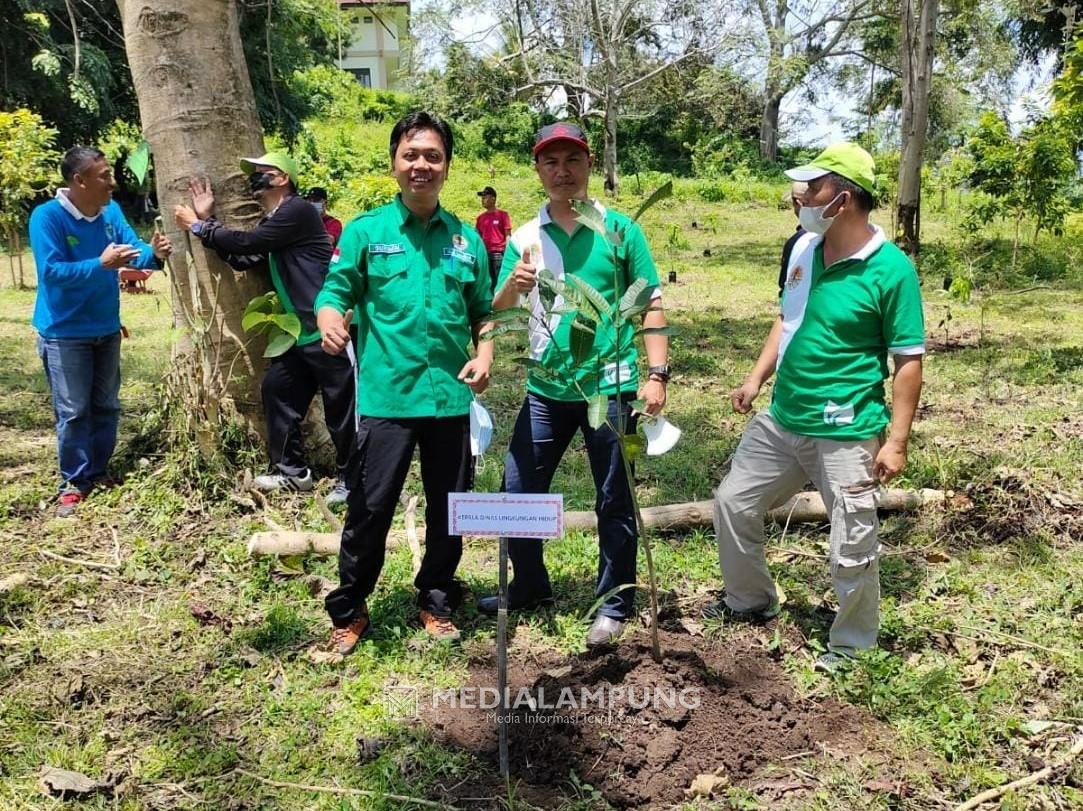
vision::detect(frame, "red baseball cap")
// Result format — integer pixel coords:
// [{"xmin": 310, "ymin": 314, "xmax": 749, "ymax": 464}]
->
[{"xmin": 533, "ymin": 122, "xmax": 590, "ymax": 156}]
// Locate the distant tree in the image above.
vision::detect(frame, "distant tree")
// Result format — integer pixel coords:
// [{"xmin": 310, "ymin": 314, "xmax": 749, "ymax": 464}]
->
[{"xmin": 0, "ymin": 108, "xmax": 58, "ymax": 288}]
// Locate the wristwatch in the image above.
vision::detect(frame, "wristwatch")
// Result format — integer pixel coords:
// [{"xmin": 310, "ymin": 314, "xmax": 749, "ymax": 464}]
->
[
  {"xmin": 647, "ymin": 364, "xmax": 670, "ymax": 382},
  {"xmin": 190, "ymin": 220, "xmax": 205, "ymax": 236}
]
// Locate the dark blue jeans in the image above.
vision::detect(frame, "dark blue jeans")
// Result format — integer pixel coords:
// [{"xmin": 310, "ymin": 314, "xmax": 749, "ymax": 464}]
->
[
  {"xmin": 37, "ymin": 332, "xmax": 122, "ymax": 494},
  {"xmin": 504, "ymin": 393, "xmax": 638, "ymax": 620}
]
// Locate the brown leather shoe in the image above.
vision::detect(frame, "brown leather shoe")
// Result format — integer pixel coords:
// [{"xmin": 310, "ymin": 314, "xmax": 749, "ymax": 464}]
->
[
  {"xmin": 419, "ymin": 610, "xmax": 461, "ymax": 642},
  {"xmin": 330, "ymin": 612, "xmax": 371, "ymax": 656}
]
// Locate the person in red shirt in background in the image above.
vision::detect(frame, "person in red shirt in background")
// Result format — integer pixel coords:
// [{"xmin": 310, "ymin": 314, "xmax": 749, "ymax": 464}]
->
[
  {"xmin": 475, "ymin": 186, "xmax": 512, "ymax": 288},
  {"xmin": 306, "ymin": 187, "xmax": 343, "ymax": 246}
]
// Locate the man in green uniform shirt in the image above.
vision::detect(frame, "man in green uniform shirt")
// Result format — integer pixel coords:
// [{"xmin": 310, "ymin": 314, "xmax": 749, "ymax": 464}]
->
[
  {"xmin": 475, "ymin": 123, "xmax": 672, "ymax": 648},
  {"xmin": 711, "ymin": 143, "xmax": 925, "ymax": 673},
  {"xmin": 316, "ymin": 112, "xmax": 494, "ymax": 654}
]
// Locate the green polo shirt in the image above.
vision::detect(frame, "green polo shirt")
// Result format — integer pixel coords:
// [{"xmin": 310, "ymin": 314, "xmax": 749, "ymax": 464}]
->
[
  {"xmin": 771, "ymin": 227, "xmax": 925, "ymax": 440},
  {"xmin": 314, "ymin": 196, "xmax": 492, "ymax": 418},
  {"xmin": 498, "ymin": 202, "xmax": 661, "ymax": 402}
]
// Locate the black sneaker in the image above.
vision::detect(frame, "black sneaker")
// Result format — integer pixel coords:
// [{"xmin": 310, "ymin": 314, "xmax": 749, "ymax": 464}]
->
[{"xmin": 703, "ymin": 593, "xmax": 781, "ymax": 622}]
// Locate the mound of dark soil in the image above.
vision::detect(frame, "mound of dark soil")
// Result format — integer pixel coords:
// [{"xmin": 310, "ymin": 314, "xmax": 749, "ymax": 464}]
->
[{"xmin": 428, "ymin": 630, "xmax": 877, "ymax": 808}]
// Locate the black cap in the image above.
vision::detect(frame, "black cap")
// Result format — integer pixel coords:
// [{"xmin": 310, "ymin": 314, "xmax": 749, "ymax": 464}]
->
[
  {"xmin": 305, "ymin": 187, "xmax": 328, "ymax": 201},
  {"xmin": 477, "ymin": 186, "xmax": 496, "ymax": 197},
  {"xmin": 533, "ymin": 122, "xmax": 589, "ymax": 156}
]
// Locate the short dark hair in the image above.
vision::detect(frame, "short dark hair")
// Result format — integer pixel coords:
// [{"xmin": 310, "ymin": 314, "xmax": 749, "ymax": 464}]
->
[
  {"xmin": 825, "ymin": 172, "xmax": 877, "ymax": 212},
  {"xmin": 389, "ymin": 111, "xmax": 454, "ymax": 164},
  {"xmin": 305, "ymin": 187, "xmax": 328, "ymax": 201},
  {"xmin": 61, "ymin": 146, "xmax": 106, "ymax": 182}
]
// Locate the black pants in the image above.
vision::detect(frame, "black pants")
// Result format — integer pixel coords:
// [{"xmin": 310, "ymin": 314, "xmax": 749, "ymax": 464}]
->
[
  {"xmin": 262, "ymin": 342, "xmax": 356, "ymax": 478},
  {"xmin": 325, "ymin": 415, "xmax": 472, "ymax": 626},
  {"xmin": 487, "ymin": 250, "xmax": 504, "ymax": 289}
]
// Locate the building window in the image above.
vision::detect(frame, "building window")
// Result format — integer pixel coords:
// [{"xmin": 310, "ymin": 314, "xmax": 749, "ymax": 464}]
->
[
  {"xmin": 363, "ymin": 16, "xmax": 373, "ymax": 23},
  {"xmin": 349, "ymin": 67, "xmax": 372, "ymax": 88}
]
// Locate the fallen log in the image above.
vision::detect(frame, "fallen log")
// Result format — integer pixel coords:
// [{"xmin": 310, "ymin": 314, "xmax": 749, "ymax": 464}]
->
[{"xmin": 247, "ymin": 488, "xmax": 953, "ymax": 557}]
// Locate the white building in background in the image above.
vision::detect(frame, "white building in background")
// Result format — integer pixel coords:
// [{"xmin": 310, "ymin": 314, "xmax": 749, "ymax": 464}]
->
[{"xmin": 335, "ymin": 0, "xmax": 410, "ymax": 92}]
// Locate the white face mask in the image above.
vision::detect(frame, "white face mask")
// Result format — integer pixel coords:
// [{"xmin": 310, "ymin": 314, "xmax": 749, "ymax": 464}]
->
[
  {"xmin": 798, "ymin": 192, "xmax": 845, "ymax": 235},
  {"xmin": 469, "ymin": 399, "xmax": 493, "ymax": 456},
  {"xmin": 310, "ymin": 201, "xmax": 325, "ymax": 214}
]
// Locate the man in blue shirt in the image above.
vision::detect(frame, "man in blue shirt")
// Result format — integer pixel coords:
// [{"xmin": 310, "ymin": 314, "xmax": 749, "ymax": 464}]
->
[{"xmin": 30, "ymin": 146, "xmax": 172, "ymax": 517}]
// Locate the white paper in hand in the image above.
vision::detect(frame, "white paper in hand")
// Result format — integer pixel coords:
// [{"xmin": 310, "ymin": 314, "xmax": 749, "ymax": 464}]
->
[{"xmin": 643, "ymin": 415, "xmax": 681, "ymax": 456}]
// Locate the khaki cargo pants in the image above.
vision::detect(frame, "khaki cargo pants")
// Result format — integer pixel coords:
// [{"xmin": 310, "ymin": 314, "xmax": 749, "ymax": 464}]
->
[{"xmin": 713, "ymin": 411, "xmax": 882, "ymax": 655}]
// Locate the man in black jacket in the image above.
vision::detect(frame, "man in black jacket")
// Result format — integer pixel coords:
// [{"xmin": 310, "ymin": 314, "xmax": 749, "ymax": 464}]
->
[{"xmin": 174, "ymin": 152, "xmax": 355, "ymax": 503}]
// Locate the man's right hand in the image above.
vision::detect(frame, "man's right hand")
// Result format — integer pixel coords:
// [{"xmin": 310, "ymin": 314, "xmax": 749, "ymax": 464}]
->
[
  {"xmin": 318, "ymin": 307, "xmax": 353, "ymax": 355},
  {"xmin": 189, "ymin": 178, "xmax": 216, "ymax": 219},
  {"xmin": 508, "ymin": 247, "xmax": 538, "ymax": 294},
  {"xmin": 100, "ymin": 243, "xmax": 140, "ymax": 270},
  {"xmin": 730, "ymin": 378, "xmax": 762, "ymax": 414}
]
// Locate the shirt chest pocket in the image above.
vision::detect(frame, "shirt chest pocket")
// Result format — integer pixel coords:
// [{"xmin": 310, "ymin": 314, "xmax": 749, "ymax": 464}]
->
[{"xmin": 366, "ymin": 252, "xmax": 410, "ymax": 314}]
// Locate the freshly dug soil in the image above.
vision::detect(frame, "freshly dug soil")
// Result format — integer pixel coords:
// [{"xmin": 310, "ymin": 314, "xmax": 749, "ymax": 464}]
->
[{"xmin": 428, "ymin": 629, "xmax": 877, "ymax": 808}]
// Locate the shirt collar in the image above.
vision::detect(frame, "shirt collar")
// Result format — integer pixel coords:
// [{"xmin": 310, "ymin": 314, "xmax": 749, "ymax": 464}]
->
[
  {"xmin": 539, "ymin": 198, "xmax": 607, "ymax": 226},
  {"xmin": 55, "ymin": 188, "xmax": 102, "ymax": 222},
  {"xmin": 394, "ymin": 194, "xmax": 451, "ymax": 230},
  {"xmin": 812, "ymin": 223, "xmax": 886, "ymax": 265}
]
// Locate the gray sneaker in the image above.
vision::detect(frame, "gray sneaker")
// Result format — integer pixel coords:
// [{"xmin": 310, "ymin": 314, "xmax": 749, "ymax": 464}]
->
[
  {"xmin": 703, "ymin": 593, "xmax": 781, "ymax": 622},
  {"xmin": 253, "ymin": 469, "xmax": 314, "ymax": 493},
  {"xmin": 814, "ymin": 651, "xmax": 853, "ymax": 674},
  {"xmin": 325, "ymin": 479, "xmax": 349, "ymax": 505},
  {"xmin": 586, "ymin": 615, "xmax": 625, "ymax": 648}
]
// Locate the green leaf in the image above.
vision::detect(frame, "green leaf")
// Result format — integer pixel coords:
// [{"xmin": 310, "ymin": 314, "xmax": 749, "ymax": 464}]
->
[
  {"xmin": 567, "ymin": 275, "xmax": 612, "ymax": 318},
  {"xmin": 635, "ymin": 325, "xmax": 679, "ymax": 337},
  {"xmin": 271, "ymin": 312, "xmax": 302, "ymax": 339},
  {"xmin": 629, "ymin": 399, "xmax": 646, "ymax": 412},
  {"xmin": 621, "ymin": 433, "xmax": 644, "ymax": 463},
  {"xmin": 569, "ymin": 314, "xmax": 596, "ymax": 365},
  {"xmin": 618, "ymin": 277, "xmax": 650, "ymax": 320},
  {"xmin": 572, "ymin": 199, "xmax": 609, "ymax": 241},
  {"xmin": 241, "ymin": 310, "xmax": 270, "ymax": 333},
  {"xmin": 126, "ymin": 140, "xmax": 150, "ymax": 186},
  {"xmin": 264, "ymin": 329, "xmax": 296, "ymax": 358},
  {"xmin": 244, "ymin": 291, "xmax": 278, "ymax": 318},
  {"xmin": 479, "ymin": 321, "xmax": 528, "ymax": 341},
  {"xmin": 631, "ymin": 181, "xmax": 674, "ymax": 223},
  {"xmin": 489, "ymin": 306, "xmax": 533, "ymax": 323},
  {"xmin": 587, "ymin": 395, "xmax": 608, "ymax": 429}
]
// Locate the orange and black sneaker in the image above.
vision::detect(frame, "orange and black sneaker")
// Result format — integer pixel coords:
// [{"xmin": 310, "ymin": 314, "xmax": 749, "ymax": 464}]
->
[
  {"xmin": 419, "ymin": 610, "xmax": 461, "ymax": 642},
  {"xmin": 329, "ymin": 611, "xmax": 371, "ymax": 656},
  {"xmin": 56, "ymin": 491, "xmax": 85, "ymax": 518}
]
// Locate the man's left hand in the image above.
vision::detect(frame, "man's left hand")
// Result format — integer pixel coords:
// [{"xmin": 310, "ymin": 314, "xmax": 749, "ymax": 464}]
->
[
  {"xmin": 150, "ymin": 230, "xmax": 173, "ymax": 260},
  {"xmin": 874, "ymin": 439, "xmax": 907, "ymax": 483},
  {"xmin": 174, "ymin": 204, "xmax": 198, "ymax": 231},
  {"xmin": 458, "ymin": 357, "xmax": 491, "ymax": 394},
  {"xmin": 638, "ymin": 379, "xmax": 667, "ymax": 416}
]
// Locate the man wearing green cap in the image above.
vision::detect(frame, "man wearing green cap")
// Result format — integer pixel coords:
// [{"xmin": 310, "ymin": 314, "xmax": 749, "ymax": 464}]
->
[
  {"xmin": 174, "ymin": 152, "xmax": 355, "ymax": 503},
  {"xmin": 711, "ymin": 142, "xmax": 925, "ymax": 673}
]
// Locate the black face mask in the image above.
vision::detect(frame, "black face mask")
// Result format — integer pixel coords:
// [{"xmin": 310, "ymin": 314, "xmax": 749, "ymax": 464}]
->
[{"xmin": 248, "ymin": 172, "xmax": 276, "ymax": 195}]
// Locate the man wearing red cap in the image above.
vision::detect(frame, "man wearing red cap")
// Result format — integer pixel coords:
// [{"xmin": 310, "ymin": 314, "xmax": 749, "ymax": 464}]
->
[
  {"xmin": 711, "ymin": 143, "xmax": 925, "ymax": 673},
  {"xmin": 475, "ymin": 186, "xmax": 512, "ymax": 288},
  {"xmin": 476, "ymin": 122, "xmax": 672, "ymax": 649}
]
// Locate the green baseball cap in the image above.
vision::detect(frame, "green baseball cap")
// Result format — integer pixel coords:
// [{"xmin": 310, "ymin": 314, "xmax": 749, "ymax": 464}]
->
[
  {"xmin": 239, "ymin": 150, "xmax": 299, "ymax": 181},
  {"xmin": 785, "ymin": 142, "xmax": 876, "ymax": 195}
]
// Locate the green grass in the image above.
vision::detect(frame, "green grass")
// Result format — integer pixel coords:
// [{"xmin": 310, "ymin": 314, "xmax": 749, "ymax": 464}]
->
[{"xmin": 0, "ymin": 167, "xmax": 1081, "ymax": 809}]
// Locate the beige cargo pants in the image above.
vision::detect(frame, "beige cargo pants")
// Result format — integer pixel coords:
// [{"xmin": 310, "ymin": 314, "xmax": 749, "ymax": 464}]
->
[{"xmin": 713, "ymin": 411, "xmax": 882, "ymax": 655}]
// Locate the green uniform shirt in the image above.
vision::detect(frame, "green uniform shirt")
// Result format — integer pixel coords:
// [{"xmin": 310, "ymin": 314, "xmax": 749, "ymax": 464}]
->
[
  {"xmin": 498, "ymin": 201, "xmax": 661, "ymax": 401},
  {"xmin": 314, "ymin": 196, "xmax": 492, "ymax": 418},
  {"xmin": 770, "ymin": 226, "xmax": 925, "ymax": 440}
]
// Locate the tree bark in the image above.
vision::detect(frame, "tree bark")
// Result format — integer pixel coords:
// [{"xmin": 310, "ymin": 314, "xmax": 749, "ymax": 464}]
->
[
  {"xmin": 895, "ymin": 0, "xmax": 939, "ymax": 255},
  {"xmin": 759, "ymin": 91, "xmax": 782, "ymax": 162},
  {"xmin": 118, "ymin": 0, "xmax": 271, "ymax": 451},
  {"xmin": 602, "ymin": 85, "xmax": 619, "ymax": 195}
]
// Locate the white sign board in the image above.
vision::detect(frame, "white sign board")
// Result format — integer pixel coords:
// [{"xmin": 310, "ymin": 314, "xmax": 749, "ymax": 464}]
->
[{"xmin": 448, "ymin": 492, "xmax": 564, "ymax": 538}]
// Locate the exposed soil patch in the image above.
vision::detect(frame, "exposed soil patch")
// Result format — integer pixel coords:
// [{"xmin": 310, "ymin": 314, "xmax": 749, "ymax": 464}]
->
[{"xmin": 428, "ymin": 629, "xmax": 889, "ymax": 809}]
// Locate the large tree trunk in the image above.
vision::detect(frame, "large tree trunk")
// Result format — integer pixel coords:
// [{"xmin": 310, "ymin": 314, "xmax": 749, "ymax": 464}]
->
[
  {"xmin": 759, "ymin": 92, "xmax": 783, "ymax": 162},
  {"xmin": 118, "ymin": 0, "xmax": 271, "ymax": 454},
  {"xmin": 896, "ymin": 0, "xmax": 939, "ymax": 255},
  {"xmin": 602, "ymin": 86, "xmax": 619, "ymax": 195}
]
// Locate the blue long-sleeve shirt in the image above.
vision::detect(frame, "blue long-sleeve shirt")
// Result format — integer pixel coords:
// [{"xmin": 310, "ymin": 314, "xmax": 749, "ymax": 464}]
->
[{"xmin": 30, "ymin": 194, "xmax": 159, "ymax": 338}]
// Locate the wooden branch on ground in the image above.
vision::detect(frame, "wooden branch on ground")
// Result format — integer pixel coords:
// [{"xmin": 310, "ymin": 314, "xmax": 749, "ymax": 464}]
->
[
  {"xmin": 953, "ymin": 735, "xmax": 1083, "ymax": 811},
  {"xmin": 234, "ymin": 768, "xmax": 458, "ymax": 810},
  {"xmin": 39, "ymin": 550, "xmax": 120, "ymax": 572},
  {"xmin": 247, "ymin": 488, "xmax": 953, "ymax": 557}
]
